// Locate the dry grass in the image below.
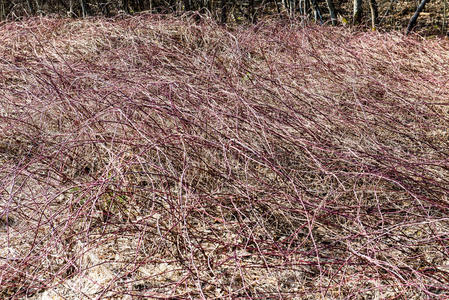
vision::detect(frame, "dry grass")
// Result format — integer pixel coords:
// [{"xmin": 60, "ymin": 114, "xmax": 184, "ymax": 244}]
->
[{"xmin": 0, "ymin": 13, "xmax": 448, "ymax": 299}]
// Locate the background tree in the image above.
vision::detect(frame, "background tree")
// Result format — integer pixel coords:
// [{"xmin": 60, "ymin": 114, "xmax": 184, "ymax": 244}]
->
[
  {"xmin": 353, "ymin": 0, "xmax": 362, "ymax": 24},
  {"xmin": 0, "ymin": 0, "xmax": 446, "ymax": 36},
  {"xmin": 406, "ymin": 0, "xmax": 431, "ymax": 34},
  {"xmin": 326, "ymin": 0, "xmax": 337, "ymax": 25},
  {"xmin": 368, "ymin": 0, "xmax": 378, "ymax": 29},
  {"xmin": 26, "ymin": 0, "xmax": 36, "ymax": 14},
  {"xmin": 80, "ymin": 0, "xmax": 91, "ymax": 16}
]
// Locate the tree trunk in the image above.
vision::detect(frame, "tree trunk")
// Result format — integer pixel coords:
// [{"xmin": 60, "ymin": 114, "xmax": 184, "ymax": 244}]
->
[
  {"xmin": 35, "ymin": 0, "xmax": 40, "ymax": 14},
  {"xmin": 368, "ymin": 0, "xmax": 378, "ymax": 29},
  {"xmin": 68, "ymin": 0, "xmax": 73, "ymax": 16},
  {"xmin": 27, "ymin": 0, "xmax": 36, "ymax": 14},
  {"xmin": 0, "ymin": 0, "xmax": 4, "ymax": 20},
  {"xmin": 249, "ymin": 0, "xmax": 256, "ymax": 23},
  {"xmin": 300, "ymin": 0, "xmax": 310, "ymax": 16},
  {"xmin": 310, "ymin": 0, "xmax": 322, "ymax": 23},
  {"xmin": 220, "ymin": 0, "xmax": 227, "ymax": 23},
  {"xmin": 289, "ymin": 0, "xmax": 295, "ymax": 17},
  {"xmin": 275, "ymin": 0, "xmax": 281, "ymax": 13},
  {"xmin": 0, "ymin": 0, "xmax": 13, "ymax": 19},
  {"xmin": 441, "ymin": 0, "xmax": 447, "ymax": 34},
  {"xmin": 99, "ymin": 0, "xmax": 110, "ymax": 16},
  {"xmin": 326, "ymin": 0, "xmax": 337, "ymax": 25},
  {"xmin": 80, "ymin": 0, "xmax": 92, "ymax": 16},
  {"xmin": 406, "ymin": 0, "xmax": 431, "ymax": 34},
  {"xmin": 353, "ymin": 0, "xmax": 362, "ymax": 24}
]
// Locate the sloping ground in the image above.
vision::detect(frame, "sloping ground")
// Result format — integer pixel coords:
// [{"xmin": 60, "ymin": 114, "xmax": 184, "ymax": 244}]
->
[{"xmin": 0, "ymin": 14, "xmax": 448, "ymax": 299}]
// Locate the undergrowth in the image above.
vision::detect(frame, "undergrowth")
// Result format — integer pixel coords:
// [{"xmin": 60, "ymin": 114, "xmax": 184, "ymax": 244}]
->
[{"xmin": 0, "ymin": 13, "xmax": 448, "ymax": 299}]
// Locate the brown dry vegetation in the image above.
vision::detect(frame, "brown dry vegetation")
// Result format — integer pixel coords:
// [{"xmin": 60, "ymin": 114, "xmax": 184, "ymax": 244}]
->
[
  {"xmin": 2, "ymin": 0, "xmax": 449, "ymax": 35},
  {"xmin": 0, "ymin": 14, "xmax": 448, "ymax": 299},
  {"xmin": 336, "ymin": 0, "xmax": 449, "ymax": 35}
]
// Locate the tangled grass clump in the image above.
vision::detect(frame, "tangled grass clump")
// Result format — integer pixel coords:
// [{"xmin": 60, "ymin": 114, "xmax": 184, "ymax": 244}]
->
[{"xmin": 0, "ymin": 13, "xmax": 448, "ymax": 299}]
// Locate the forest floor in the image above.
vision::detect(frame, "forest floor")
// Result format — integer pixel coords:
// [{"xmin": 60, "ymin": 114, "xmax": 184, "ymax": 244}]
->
[
  {"xmin": 0, "ymin": 14, "xmax": 448, "ymax": 299},
  {"xmin": 333, "ymin": 0, "xmax": 449, "ymax": 35},
  {"xmin": 266, "ymin": 0, "xmax": 449, "ymax": 35}
]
